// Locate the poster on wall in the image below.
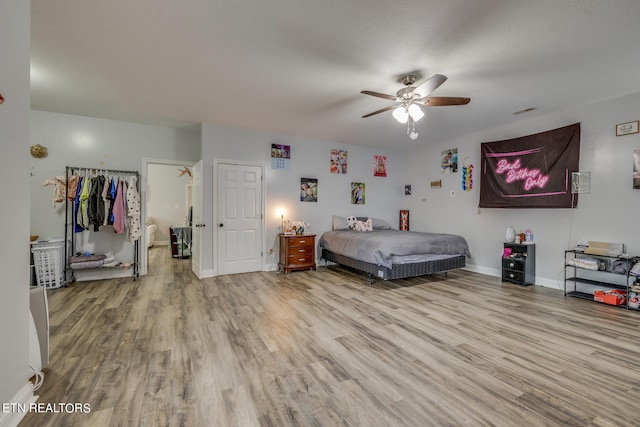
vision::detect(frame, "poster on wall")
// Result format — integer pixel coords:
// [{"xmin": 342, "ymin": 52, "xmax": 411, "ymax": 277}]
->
[
  {"xmin": 271, "ymin": 143, "xmax": 291, "ymax": 170},
  {"xmin": 441, "ymin": 148, "xmax": 458, "ymax": 173},
  {"xmin": 374, "ymin": 155, "xmax": 387, "ymax": 177},
  {"xmin": 399, "ymin": 210, "xmax": 409, "ymax": 231},
  {"xmin": 351, "ymin": 182, "xmax": 365, "ymax": 204},
  {"xmin": 479, "ymin": 123, "xmax": 580, "ymax": 208},
  {"xmin": 330, "ymin": 149, "xmax": 348, "ymax": 174},
  {"xmin": 300, "ymin": 178, "xmax": 318, "ymax": 202},
  {"xmin": 634, "ymin": 149, "xmax": 640, "ymax": 189}
]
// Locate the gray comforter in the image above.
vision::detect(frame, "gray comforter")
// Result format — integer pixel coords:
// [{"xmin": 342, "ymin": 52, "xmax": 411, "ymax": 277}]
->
[{"xmin": 319, "ymin": 229, "xmax": 471, "ymax": 269}]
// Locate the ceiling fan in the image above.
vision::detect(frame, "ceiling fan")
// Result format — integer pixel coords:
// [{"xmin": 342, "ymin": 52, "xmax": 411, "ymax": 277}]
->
[{"xmin": 361, "ymin": 73, "xmax": 470, "ymax": 139}]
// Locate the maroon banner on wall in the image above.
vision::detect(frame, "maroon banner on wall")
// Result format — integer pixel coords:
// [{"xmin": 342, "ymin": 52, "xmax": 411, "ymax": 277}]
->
[{"xmin": 479, "ymin": 123, "xmax": 580, "ymax": 208}]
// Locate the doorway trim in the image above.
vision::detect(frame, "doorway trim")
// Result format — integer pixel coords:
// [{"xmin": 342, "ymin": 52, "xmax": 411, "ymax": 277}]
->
[
  {"xmin": 212, "ymin": 158, "xmax": 266, "ymax": 276},
  {"xmin": 140, "ymin": 157, "xmax": 195, "ymax": 276}
]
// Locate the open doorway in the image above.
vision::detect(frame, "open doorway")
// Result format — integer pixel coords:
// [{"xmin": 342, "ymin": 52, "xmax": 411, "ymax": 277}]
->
[{"xmin": 141, "ymin": 158, "xmax": 195, "ymax": 276}]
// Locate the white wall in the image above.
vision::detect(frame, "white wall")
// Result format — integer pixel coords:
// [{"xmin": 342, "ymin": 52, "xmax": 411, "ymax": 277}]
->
[
  {"xmin": 401, "ymin": 91, "xmax": 640, "ymax": 288},
  {"xmin": 0, "ymin": 0, "xmax": 33, "ymax": 422},
  {"xmin": 147, "ymin": 163, "xmax": 192, "ymax": 245},
  {"xmin": 201, "ymin": 124, "xmax": 404, "ymax": 274},
  {"xmin": 30, "ymin": 111, "xmax": 202, "ymax": 238},
  {"xmin": 29, "ymin": 111, "xmax": 201, "ymax": 279}
]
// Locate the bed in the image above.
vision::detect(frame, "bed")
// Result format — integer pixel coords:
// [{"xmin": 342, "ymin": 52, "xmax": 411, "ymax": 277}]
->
[{"xmin": 319, "ymin": 215, "xmax": 470, "ymax": 282}]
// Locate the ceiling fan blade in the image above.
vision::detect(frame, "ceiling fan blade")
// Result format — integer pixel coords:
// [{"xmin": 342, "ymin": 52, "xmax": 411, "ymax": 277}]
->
[
  {"xmin": 412, "ymin": 74, "xmax": 448, "ymax": 98},
  {"xmin": 415, "ymin": 96, "xmax": 471, "ymax": 106},
  {"xmin": 362, "ymin": 105, "xmax": 397, "ymax": 118},
  {"xmin": 360, "ymin": 90, "xmax": 398, "ymax": 101}
]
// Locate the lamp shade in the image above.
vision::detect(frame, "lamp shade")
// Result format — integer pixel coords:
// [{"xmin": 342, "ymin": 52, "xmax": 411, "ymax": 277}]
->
[
  {"xmin": 408, "ymin": 104, "xmax": 424, "ymax": 121},
  {"xmin": 392, "ymin": 106, "xmax": 409, "ymax": 123}
]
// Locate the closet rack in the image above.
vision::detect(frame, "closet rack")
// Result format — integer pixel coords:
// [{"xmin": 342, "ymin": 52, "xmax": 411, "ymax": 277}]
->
[{"xmin": 64, "ymin": 166, "xmax": 140, "ymax": 283}]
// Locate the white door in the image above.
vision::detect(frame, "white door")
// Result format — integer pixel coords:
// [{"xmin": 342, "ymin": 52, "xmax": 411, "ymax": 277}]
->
[
  {"xmin": 191, "ymin": 160, "xmax": 203, "ymax": 279},
  {"xmin": 216, "ymin": 162, "xmax": 263, "ymax": 275}
]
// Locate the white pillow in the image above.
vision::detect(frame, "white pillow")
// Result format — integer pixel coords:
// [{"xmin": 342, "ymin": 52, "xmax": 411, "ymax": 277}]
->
[{"xmin": 332, "ymin": 215, "xmax": 349, "ymax": 230}]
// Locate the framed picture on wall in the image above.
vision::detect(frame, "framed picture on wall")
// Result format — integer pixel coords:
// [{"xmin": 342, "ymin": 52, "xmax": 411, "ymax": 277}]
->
[
  {"xmin": 351, "ymin": 182, "xmax": 365, "ymax": 204},
  {"xmin": 330, "ymin": 149, "xmax": 348, "ymax": 174},
  {"xmin": 616, "ymin": 120, "xmax": 639, "ymax": 136},
  {"xmin": 440, "ymin": 148, "xmax": 458, "ymax": 173},
  {"xmin": 300, "ymin": 178, "xmax": 318, "ymax": 202},
  {"xmin": 271, "ymin": 143, "xmax": 291, "ymax": 169},
  {"xmin": 374, "ymin": 155, "xmax": 387, "ymax": 177}
]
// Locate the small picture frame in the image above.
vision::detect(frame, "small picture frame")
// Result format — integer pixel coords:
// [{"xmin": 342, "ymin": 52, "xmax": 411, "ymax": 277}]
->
[
  {"xmin": 616, "ymin": 120, "xmax": 639, "ymax": 136},
  {"xmin": 430, "ymin": 180, "xmax": 442, "ymax": 189}
]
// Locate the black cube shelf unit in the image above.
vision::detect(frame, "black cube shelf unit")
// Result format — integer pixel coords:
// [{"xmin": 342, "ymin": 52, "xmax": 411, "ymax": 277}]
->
[
  {"xmin": 502, "ymin": 243, "xmax": 536, "ymax": 286},
  {"xmin": 564, "ymin": 250, "xmax": 639, "ymax": 309}
]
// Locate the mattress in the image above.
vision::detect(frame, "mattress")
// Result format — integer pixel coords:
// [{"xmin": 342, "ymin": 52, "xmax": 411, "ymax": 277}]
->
[{"xmin": 318, "ymin": 229, "xmax": 470, "ymax": 269}]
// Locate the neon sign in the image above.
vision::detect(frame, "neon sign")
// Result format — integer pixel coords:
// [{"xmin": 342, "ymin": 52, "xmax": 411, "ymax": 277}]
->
[{"xmin": 495, "ymin": 158, "xmax": 549, "ymax": 191}]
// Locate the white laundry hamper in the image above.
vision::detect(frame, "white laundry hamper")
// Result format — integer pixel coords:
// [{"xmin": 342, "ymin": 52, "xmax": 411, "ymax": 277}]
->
[{"xmin": 31, "ymin": 238, "xmax": 66, "ymax": 289}]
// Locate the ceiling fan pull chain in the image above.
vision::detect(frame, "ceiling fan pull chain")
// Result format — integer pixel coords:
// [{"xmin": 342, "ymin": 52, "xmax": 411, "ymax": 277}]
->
[{"xmin": 408, "ymin": 117, "xmax": 418, "ymax": 140}]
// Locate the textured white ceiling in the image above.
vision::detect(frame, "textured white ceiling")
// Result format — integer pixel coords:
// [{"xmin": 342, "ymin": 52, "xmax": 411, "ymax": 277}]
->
[{"xmin": 31, "ymin": 0, "xmax": 640, "ymax": 148}]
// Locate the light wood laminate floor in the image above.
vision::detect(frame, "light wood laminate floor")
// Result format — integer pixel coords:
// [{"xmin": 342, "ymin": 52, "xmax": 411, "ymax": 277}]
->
[{"xmin": 20, "ymin": 247, "xmax": 640, "ymax": 426}]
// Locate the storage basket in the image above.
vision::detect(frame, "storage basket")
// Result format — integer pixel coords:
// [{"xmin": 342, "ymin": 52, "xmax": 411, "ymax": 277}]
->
[{"xmin": 31, "ymin": 239, "xmax": 65, "ymax": 289}]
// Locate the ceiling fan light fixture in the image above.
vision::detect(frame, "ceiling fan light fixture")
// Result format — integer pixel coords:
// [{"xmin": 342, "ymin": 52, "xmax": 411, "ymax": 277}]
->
[
  {"xmin": 392, "ymin": 106, "xmax": 409, "ymax": 123},
  {"xmin": 407, "ymin": 104, "xmax": 424, "ymax": 121}
]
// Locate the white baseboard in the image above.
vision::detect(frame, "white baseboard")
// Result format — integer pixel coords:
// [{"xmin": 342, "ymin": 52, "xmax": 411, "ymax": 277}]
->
[
  {"xmin": 0, "ymin": 383, "xmax": 37, "ymax": 427},
  {"xmin": 463, "ymin": 264, "xmax": 501, "ymax": 278},
  {"xmin": 200, "ymin": 269, "xmax": 214, "ymax": 278},
  {"xmin": 265, "ymin": 263, "xmax": 278, "ymax": 272}
]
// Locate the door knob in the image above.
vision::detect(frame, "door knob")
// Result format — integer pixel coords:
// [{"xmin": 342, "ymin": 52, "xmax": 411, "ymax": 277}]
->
[{"xmin": 218, "ymin": 223, "xmax": 223, "ymax": 227}]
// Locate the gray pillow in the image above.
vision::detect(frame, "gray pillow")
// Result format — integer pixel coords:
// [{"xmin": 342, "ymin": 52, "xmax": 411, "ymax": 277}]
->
[
  {"xmin": 332, "ymin": 215, "xmax": 349, "ymax": 230},
  {"xmin": 371, "ymin": 217, "xmax": 393, "ymax": 229}
]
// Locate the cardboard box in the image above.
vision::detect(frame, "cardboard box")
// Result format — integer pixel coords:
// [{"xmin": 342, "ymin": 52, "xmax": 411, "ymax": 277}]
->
[
  {"xmin": 594, "ymin": 289, "xmax": 626, "ymax": 306},
  {"xmin": 584, "ymin": 241, "xmax": 624, "ymax": 256}
]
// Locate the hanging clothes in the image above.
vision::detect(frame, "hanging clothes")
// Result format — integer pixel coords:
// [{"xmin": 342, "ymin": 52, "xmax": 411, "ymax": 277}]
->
[
  {"xmin": 112, "ymin": 178, "xmax": 126, "ymax": 234},
  {"xmin": 73, "ymin": 176, "xmax": 85, "ymax": 232},
  {"xmin": 101, "ymin": 176, "xmax": 111, "ymax": 226},
  {"xmin": 121, "ymin": 179, "xmax": 128, "ymax": 229},
  {"xmin": 107, "ymin": 177, "xmax": 116, "ymax": 225},
  {"xmin": 42, "ymin": 175, "xmax": 67, "ymax": 207},
  {"xmin": 88, "ymin": 174, "xmax": 105, "ymax": 231},
  {"xmin": 126, "ymin": 175, "xmax": 142, "ymax": 242},
  {"xmin": 67, "ymin": 175, "xmax": 80, "ymax": 201},
  {"xmin": 78, "ymin": 176, "xmax": 92, "ymax": 229}
]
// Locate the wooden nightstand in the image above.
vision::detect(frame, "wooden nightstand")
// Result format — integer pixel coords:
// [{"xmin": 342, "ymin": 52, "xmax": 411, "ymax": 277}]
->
[{"xmin": 278, "ymin": 234, "xmax": 316, "ymax": 273}]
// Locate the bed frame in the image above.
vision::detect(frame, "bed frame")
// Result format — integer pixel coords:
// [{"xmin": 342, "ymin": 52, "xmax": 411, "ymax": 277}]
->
[{"xmin": 321, "ymin": 248, "xmax": 466, "ymax": 284}]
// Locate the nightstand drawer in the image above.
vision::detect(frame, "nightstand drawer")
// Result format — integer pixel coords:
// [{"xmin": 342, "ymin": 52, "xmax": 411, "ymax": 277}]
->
[
  {"xmin": 502, "ymin": 258, "xmax": 525, "ymax": 272},
  {"xmin": 503, "ymin": 270, "xmax": 524, "ymax": 283},
  {"xmin": 288, "ymin": 246, "xmax": 312, "ymax": 255},
  {"xmin": 287, "ymin": 236, "xmax": 314, "ymax": 248},
  {"xmin": 286, "ymin": 253, "xmax": 314, "ymax": 265}
]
